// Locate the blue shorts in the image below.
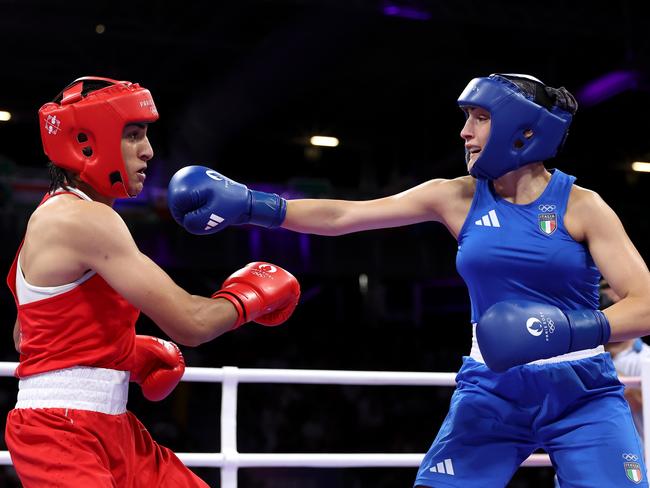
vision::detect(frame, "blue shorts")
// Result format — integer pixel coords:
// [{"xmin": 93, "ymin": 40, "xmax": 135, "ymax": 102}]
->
[{"xmin": 414, "ymin": 354, "xmax": 647, "ymax": 488}]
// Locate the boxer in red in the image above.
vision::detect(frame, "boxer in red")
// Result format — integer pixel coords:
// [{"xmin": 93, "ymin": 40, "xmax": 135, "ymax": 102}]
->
[{"xmin": 5, "ymin": 76, "xmax": 301, "ymax": 487}]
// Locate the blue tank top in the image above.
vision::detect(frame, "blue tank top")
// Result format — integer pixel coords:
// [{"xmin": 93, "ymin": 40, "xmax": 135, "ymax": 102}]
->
[{"xmin": 456, "ymin": 169, "xmax": 600, "ymax": 323}]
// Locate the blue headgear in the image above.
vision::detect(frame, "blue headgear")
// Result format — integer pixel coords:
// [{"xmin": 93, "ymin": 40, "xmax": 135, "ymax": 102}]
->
[{"xmin": 457, "ymin": 74, "xmax": 574, "ymax": 180}]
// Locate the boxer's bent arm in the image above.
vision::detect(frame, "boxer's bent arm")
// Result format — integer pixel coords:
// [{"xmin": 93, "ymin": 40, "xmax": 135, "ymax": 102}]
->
[
  {"xmin": 282, "ymin": 177, "xmax": 469, "ymax": 236},
  {"xmin": 570, "ymin": 188, "xmax": 650, "ymax": 340},
  {"xmin": 69, "ymin": 202, "xmax": 238, "ymax": 346}
]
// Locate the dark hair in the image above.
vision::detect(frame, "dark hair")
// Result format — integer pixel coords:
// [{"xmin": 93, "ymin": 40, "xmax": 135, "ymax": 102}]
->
[
  {"xmin": 48, "ymin": 162, "xmax": 73, "ymax": 193},
  {"xmin": 47, "ymin": 78, "xmax": 115, "ymax": 193},
  {"xmin": 500, "ymin": 74, "xmax": 578, "ymax": 115}
]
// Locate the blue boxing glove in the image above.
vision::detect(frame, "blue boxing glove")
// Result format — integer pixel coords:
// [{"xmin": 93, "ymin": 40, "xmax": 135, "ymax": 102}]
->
[
  {"xmin": 476, "ymin": 300, "xmax": 611, "ymax": 372},
  {"xmin": 167, "ymin": 165, "xmax": 287, "ymax": 235}
]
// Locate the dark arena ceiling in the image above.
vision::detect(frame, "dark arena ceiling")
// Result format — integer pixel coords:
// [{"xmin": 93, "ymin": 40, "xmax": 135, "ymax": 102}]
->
[
  {"xmin": 1, "ymin": 4, "xmax": 650, "ymax": 487},
  {"xmin": 2, "ymin": 0, "xmax": 650, "ymax": 252}
]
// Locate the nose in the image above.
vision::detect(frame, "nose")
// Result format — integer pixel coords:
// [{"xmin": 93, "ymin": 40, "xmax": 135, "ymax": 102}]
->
[
  {"xmin": 460, "ymin": 117, "xmax": 473, "ymax": 142},
  {"xmin": 140, "ymin": 136, "xmax": 154, "ymax": 161}
]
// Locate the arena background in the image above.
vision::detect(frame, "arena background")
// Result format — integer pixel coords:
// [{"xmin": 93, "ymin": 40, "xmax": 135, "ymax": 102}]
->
[{"xmin": 1, "ymin": 1, "xmax": 650, "ymax": 486}]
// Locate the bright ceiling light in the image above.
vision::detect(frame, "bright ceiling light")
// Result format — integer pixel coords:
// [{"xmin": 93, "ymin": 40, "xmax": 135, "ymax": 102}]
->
[
  {"xmin": 310, "ymin": 136, "xmax": 339, "ymax": 147},
  {"xmin": 631, "ymin": 162, "xmax": 650, "ymax": 173},
  {"xmin": 0, "ymin": 111, "xmax": 11, "ymax": 122}
]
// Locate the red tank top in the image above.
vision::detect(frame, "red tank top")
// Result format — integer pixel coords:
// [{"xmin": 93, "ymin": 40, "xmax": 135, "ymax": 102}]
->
[{"xmin": 6, "ymin": 192, "xmax": 139, "ymax": 378}]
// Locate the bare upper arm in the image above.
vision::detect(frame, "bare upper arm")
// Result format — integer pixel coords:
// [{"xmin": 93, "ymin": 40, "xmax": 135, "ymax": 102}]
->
[
  {"xmin": 380, "ymin": 176, "xmax": 475, "ymax": 229},
  {"xmin": 284, "ymin": 176, "xmax": 474, "ymax": 237},
  {"xmin": 63, "ymin": 203, "xmax": 236, "ymax": 345},
  {"xmin": 566, "ymin": 187, "xmax": 650, "ymax": 300}
]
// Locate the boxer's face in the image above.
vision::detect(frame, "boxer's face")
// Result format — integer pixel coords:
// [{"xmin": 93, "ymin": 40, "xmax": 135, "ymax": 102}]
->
[
  {"xmin": 122, "ymin": 123, "xmax": 154, "ymax": 196},
  {"xmin": 460, "ymin": 106, "xmax": 491, "ymax": 173}
]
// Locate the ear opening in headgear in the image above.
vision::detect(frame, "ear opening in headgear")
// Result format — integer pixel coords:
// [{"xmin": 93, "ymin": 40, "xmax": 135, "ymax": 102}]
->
[
  {"xmin": 514, "ymin": 128, "xmax": 535, "ymax": 149},
  {"xmin": 109, "ymin": 171, "xmax": 123, "ymax": 186}
]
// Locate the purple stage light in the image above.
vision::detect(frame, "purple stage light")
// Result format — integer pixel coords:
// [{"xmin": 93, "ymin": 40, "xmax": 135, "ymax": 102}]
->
[
  {"xmin": 299, "ymin": 233, "xmax": 311, "ymax": 268},
  {"xmin": 249, "ymin": 227, "xmax": 262, "ymax": 260},
  {"xmin": 382, "ymin": 1, "xmax": 431, "ymax": 21},
  {"xmin": 300, "ymin": 285, "xmax": 322, "ymax": 303},
  {"xmin": 576, "ymin": 70, "xmax": 639, "ymax": 107}
]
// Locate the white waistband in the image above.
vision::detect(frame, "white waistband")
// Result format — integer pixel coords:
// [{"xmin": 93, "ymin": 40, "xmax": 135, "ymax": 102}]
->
[
  {"xmin": 470, "ymin": 323, "xmax": 605, "ymax": 366},
  {"xmin": 16, "ymin": 366, "xmax": 129, "ymax": 415}
]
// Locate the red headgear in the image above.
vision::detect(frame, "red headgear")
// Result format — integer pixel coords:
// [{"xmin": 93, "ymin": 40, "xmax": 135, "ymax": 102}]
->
[{"xmin": 39, "ymin": 76, "xmax": 159, "ymax": 198}]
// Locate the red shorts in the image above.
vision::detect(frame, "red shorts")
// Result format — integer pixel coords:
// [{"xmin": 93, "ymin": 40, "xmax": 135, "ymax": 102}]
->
[{"xmin": 5, "ymin": 408, "xmax": 210, "ymax": 488}]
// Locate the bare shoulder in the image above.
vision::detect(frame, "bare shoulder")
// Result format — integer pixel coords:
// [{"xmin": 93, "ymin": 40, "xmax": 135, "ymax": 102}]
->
[
  {"xmin": 419, "ymin": 175, "xmax": 475, "ymax": 236},
  {"xmin": 32, "ymin": 197, "xmax": 126, "ymax": 238},
  {"xmin": 567, "ymin": 184, "xmax": 612, "ymax": 221},
  {"xmin": 429, "ymin": 175, "xmax": 475, "ymax": 194},
  {"xmin": 21, "ymin": 195, "xmax": 136, "ymax": 284},
  {"xmin": 565, "ymin": 184, "xmax": 616, "ymax": 241},
  {"xmin": 450, "ymin": 175, "xmax": 477, "ymax": 199},
  {"xmin": 418, "ymin": 175, "xmax": 475, "ymax": 205},
  {"xmin": 28, "ymin": 196, "xmax": 133, "ymax": 258},
  {"xmin": 436, "ymin": 175, "xmax": 475, "ymax": 210}
]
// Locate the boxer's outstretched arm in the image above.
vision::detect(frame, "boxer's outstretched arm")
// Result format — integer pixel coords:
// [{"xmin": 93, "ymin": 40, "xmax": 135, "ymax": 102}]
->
[
  {"xmin": 167, "ymin": 165, "xmax": 474, "ymax": 238},
  {"xmin": 282, "ymin": 177, "xmax": 471, "ymax": 236}
]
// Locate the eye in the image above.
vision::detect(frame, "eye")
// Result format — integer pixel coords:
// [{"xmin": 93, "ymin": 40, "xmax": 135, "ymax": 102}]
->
[{"xmin": 126, "ymin": 130, "xmax": 141, "ymax": 141}]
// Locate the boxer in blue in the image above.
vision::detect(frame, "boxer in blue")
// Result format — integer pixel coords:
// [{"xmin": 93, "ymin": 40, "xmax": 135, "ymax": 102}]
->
[{"xmin": 167, "ymin": 74, "xmax": 650, "ymax": 487}]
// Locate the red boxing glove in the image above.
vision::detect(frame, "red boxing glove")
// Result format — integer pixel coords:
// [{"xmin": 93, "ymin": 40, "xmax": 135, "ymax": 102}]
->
[
  {"xmin": 130, "ymin": 335, "xmax": 186, "ymax": 401},
  {"xmin": 212, "ymin": 262, "xmax": 300, "ymax": 329}
]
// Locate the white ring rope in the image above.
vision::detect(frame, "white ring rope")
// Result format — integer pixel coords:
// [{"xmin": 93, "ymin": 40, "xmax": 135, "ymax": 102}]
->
[
  {"xmin": 183, "ymin": 366, "xmax": 457, "ymax": 385},
  {"xmin": 0, "ymin": 361, "xmax": 647, "ymax": 488},
  {"xmin": 174, "ymin": 452, "xmax": 553, "ymax": 468}
]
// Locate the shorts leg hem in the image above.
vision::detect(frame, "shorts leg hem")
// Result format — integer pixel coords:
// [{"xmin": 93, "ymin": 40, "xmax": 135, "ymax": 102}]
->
[{"xmin": 414, "ymin": 478, "xmax": 464, "ymax": 488}]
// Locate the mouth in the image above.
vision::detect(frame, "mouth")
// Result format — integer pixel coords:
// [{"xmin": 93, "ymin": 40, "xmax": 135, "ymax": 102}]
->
[
  {"xmin": 136, "ymin": 167, "xmax": 147, "ymax": 181},
  {"xmin": 464, "ymin": 147, "xmax": 481, "ymax": 167}
]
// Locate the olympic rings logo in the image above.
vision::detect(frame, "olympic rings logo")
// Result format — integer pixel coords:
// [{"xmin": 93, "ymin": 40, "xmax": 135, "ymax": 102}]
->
[
  {"xmin": 538, "ymin": 204, "xmax": 556, "ymax": 212},
  {"xmin": 623, "ymin": 453, "xmax": 639, "ymax": 461}
]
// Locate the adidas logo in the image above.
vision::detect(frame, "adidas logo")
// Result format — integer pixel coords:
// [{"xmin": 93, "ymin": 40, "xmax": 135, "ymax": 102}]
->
[
  {"xmin": 474, "ymin": 209, "xmax": 500, "ymax": 227},
  {"xmin": 204, "ymin": 213, "xmax": 225, "ymax": 231},
  {"xmin": 429, "ymin": 458, "xmax": 455, "ymax": 475}
]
